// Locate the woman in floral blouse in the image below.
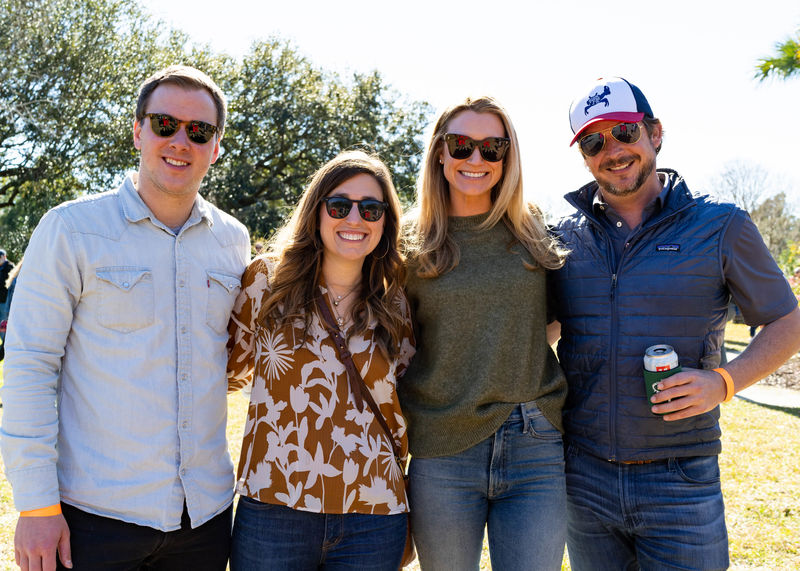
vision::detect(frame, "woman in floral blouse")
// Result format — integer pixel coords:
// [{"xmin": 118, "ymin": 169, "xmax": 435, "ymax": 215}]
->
[{"xmin": 227, "ymin": 150, "xmax": 416, "ymax": 570}]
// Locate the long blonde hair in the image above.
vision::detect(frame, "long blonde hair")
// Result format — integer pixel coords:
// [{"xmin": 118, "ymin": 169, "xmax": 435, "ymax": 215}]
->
[
  {"xmin": 405, "ymin": 96, "xmax": 566, "ymax": 277},
  {"xmin": 258, "ymin": 151, "xmax": 407, "ymax": 357}
]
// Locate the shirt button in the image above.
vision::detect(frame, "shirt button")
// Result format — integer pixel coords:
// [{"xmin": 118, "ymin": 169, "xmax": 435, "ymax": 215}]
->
[
  {"xmin": 616, "ymin": 221, "xmax": 623, "ymax": 228},
  {"xmin": 182, "ymin": 421, "xmax": 188, "ymax": 429},
  {"xmin": 122, "ymin": 282, "xmax": 129, "ymax": 288},
  {"xmin": 181, "ymin": 374, "xmax": 187, "ymax": 382},
  {"xmin": 181, "ymin": 326, "xmax": 187, "ymax": 334},
  {"xmin": 180, "ymin": 468, "xmax": 186, "ymax": 476},
  {"xmin": 179, "ymin": 280, "xmax": 185, "ymax": 287}
]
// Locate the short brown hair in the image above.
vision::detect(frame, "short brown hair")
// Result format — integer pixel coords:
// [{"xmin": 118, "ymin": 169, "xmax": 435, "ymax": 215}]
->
[
  {"xmin": 642, "ymin": 116, "xmax": 663, "ymax": 154},
  {"xmin": 135, "ymin": 65, "xmax": 227, "ymax": 137}
]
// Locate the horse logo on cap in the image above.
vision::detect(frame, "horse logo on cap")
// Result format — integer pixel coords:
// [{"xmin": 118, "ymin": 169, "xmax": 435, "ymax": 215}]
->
[{"xmin": 584, "ymin": 86, "xmax": 611, "ymax": 115}]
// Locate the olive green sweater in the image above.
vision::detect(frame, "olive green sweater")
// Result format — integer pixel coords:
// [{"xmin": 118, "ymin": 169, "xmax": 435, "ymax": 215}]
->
[{"xmin": 399, "ymin": 213, "xmax": 566, "ymax": 458}]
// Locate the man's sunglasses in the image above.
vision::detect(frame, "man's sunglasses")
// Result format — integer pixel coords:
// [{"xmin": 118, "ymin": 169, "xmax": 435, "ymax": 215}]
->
[
  {"xmin": 444, "ymin": 133, "xmax": 510, "ymax": 162},
  {"xmin": 143, "ymin": 113, "xmax": 218, "ymax": 144},
  {"xmin": 578, "ymin": 122, "xmax": 642, "ymax": 157},
  {"xmin": 322, "ymin": 197, "xmax": 388, "ymax": 222}
]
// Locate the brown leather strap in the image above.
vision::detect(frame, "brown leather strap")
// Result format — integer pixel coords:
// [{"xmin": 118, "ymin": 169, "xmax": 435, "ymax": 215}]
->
[
  {"xmin": 315, "ymin": 289, "xmax": 403, "ymax": 465},
  {"xmin": 316, "ymin": 290, "xmax": 365, "ymax": 412}
]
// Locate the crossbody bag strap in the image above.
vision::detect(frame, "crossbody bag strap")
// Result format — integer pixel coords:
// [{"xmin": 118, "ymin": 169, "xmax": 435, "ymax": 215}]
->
[
  {"xmin": 315, "ymin": 289, "xmax": 365, "ymax": 412},
  {"xmin": 315, "ymin": 289, "xmax": 403, "ymax": 464}
]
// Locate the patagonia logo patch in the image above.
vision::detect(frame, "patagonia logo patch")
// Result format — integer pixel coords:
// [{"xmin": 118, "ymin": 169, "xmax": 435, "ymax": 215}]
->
[{"xmin": 656, "ymin": 244, "xmax": 680, "ymax": 252}]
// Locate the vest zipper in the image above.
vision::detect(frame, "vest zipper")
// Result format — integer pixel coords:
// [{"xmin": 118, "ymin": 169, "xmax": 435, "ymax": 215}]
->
[
  {"xmin": 606, "ymin": 207, "xmax": 686, "ymax": 461},
  {"xmin": 568, "ymin": 175, "xmax": 698, "ymax": 462}
]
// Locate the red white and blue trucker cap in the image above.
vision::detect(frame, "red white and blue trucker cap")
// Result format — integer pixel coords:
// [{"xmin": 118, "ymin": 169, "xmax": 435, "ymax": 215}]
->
[{"xmin": 569, "ymin": 77, "xmax": 654, "ymax": 146}]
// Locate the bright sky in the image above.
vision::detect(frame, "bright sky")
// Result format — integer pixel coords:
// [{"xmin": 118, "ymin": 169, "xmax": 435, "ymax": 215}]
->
[{"xmin": 141, "ymin": 0, "xmax": 799, "ymax": 216}]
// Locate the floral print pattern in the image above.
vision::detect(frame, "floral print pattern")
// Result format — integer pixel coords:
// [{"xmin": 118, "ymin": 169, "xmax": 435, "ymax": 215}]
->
[{"xmin": 227, "ymin": 258, "xmax": 415, "ymax": 515}]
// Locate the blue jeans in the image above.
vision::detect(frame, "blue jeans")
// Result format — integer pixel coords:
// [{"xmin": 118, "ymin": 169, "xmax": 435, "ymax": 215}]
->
[
  {"xmin": 408, "ymin": 401, "xmax": 567, "ymax": 571},
  {"xmin": 230, "ymin": 496, "xmax": 407, "ymax": 570},
  {"xmin": 565, "ymin": 444, "xmax": 729, "ymax": 571}
]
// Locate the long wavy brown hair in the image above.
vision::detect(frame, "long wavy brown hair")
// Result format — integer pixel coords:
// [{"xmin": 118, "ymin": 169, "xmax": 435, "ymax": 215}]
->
[
  {"xmin": 404, "ymin": 96, "xmax": 567, "ymax": 278},
  {"xmin": 258, "ymin": 150, "xmax": 407, "ymax": 358}
]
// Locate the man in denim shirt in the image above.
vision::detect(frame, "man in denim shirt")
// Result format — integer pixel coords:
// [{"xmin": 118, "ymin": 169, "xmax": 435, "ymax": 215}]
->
[{"xmin": 1, "ymin": 66, "xmax": 250, "ymax": 570}]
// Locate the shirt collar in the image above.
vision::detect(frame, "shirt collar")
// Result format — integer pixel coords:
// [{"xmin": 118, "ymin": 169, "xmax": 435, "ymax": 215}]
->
[
  {"xmin": 120, "ymin": 173, "xmax": 214, "ymax": 230},
  {"xmin": 591, "ymin": 172, "xmax": 672, "ymax": 218}
]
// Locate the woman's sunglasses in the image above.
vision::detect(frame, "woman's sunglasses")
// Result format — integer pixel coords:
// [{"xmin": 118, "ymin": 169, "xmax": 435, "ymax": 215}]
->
[
  {"xmin": 444, "ymin": 133, "xmax": 510, "ymax": 162},
  {"xmin": 143, "ymin": 113, "xmax": 218, "ymax": 144},
  {"xmin": 578, "ymin": 122, "xmax": 642, "ymax": 157},
  {"xmin": 322, "ymin": 197, "xmax": 388, "ymax": 222}
]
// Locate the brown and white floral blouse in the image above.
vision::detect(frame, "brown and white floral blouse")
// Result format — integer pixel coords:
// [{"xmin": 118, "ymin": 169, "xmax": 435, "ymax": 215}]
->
[{"xmin": 227, "ymin": 257, "xmax": 416, "ymax": 515}]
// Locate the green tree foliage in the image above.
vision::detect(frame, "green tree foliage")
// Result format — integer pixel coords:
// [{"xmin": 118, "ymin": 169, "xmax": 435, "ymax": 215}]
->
[
  {"xmin": 778, "ymin": 241, "xmax": 800, "ymax": 276},
  {"xmin": 206, "ymin": 40, "xmax": 432, "ymax": 237},
  {"xmin": 713, "ymin": 161, "xmax": 800, "ymax": 261},
  {"xmin": 750, "ymin": 192, "xmax": 800, "ymax": 262},
  {"xmin": 0, "ymin": 0, "xmax": 197, "ymax": 259},
  {"xmin": 0, "ymin": 3, "xmax": 432, "ymax": 258},
  {"xmin": 778, "ymin": 241, "xmax": 800, "ymax": 300},
  {"xmin": 756, "ymin": 29, "xmax": 800, "ymax": 80}
]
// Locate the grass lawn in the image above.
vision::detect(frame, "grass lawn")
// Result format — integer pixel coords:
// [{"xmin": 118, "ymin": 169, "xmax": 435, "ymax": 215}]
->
[{"xmin": 1, "ymin": 324, "xmax": 799, "ymax": 570}]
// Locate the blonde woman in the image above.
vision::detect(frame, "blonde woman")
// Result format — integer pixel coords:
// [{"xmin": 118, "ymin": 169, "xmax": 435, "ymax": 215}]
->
[
  {"xmin": 400, "ymin": 97, "xmax": 568, "ymax": 570},
  {"xmin": 227, "ymin": 151, "xmax": 415, "ymax": 570}
]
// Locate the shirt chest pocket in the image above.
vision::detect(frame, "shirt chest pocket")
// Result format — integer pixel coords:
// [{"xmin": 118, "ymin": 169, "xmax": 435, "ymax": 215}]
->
[
  {"xmin": 95, "ymin": 267, "xmax": 154, "ymax": 333},
  {"xmin": 206, "ymin": 269, "xmax": 242, "ymax": 334}
]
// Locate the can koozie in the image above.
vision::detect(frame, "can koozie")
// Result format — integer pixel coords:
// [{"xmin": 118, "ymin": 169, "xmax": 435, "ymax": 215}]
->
[{"xmin": 643, "ymin": 344, "xmax": 680, "ymax": 415}]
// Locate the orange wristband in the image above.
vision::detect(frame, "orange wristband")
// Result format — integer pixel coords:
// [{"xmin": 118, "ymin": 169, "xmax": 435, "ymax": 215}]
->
[
  {"xmin": 713, "ymin": 368, "xmax": 735, "ymax": 403},
  {"xmin": 20, "ymin": 504, "xmax": 62, "ymax": 517}
]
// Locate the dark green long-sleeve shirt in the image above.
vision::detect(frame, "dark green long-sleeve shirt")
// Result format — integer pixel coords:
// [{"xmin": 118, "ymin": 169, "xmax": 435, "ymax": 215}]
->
[{"xmin": 400, "ymin": 212, "xmax": 566, "ymax": 458}]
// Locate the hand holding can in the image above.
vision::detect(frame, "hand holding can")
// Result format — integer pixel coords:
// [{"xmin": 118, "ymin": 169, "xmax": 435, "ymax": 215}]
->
[{"xmin": 643, "ymin": 344, "xmax": 681, "ymax": 414}]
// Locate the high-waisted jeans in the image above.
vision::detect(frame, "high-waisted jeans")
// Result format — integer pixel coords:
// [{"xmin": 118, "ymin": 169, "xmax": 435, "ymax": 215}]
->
[{"xmin": 408, "ymin": 401, "xmax": 567, "ymax": 570}]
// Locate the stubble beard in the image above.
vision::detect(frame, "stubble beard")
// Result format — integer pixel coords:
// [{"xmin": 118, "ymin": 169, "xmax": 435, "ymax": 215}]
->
[{"xmin": 597, "ymin": 155, "xmax": 656, "ymax": 198}]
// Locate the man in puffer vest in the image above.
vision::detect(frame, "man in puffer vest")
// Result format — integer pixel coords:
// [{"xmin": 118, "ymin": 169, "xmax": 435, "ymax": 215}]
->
[{"xmin": 550, "ymin": 76, "xmax": 800, "ymax": 571}]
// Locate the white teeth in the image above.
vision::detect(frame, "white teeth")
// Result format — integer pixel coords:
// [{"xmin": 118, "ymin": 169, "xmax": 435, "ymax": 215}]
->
[
  {"xmin": 338, "ymin": 232, "xmax": 365, "ymax": 241},
  {"xmin": 609, "ymin": 161, "xmax": 632, "ymax": 171},
  {"xmin": 165, "ymin": 158, "xmax": 188, "ymax": 166},
  {"xmin": 461, "ymin": 171, "xmax": 486, "ymax": 178}
]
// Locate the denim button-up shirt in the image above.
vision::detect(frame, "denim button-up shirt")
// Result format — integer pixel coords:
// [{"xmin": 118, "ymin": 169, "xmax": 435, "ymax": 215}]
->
[{"xmin": 0, "ymin": 175, "xmax": 249, "ymax": 530}]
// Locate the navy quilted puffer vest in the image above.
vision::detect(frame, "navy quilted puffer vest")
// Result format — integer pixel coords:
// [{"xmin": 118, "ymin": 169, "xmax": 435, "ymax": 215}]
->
[{"xmin": 552, "ymin": 170, "xmax": 736, "ymax": 462}]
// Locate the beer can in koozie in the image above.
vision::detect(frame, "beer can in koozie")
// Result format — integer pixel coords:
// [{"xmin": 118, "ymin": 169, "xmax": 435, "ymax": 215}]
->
[{"xmin": 643, "ymin": 344, "xmax": 681, "ymax": 413}]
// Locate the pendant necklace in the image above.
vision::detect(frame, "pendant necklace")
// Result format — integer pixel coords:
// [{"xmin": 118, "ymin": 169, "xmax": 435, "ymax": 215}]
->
[{"xmin": 327, "ymin": 283, "xmax": 358, "ymax": 328}]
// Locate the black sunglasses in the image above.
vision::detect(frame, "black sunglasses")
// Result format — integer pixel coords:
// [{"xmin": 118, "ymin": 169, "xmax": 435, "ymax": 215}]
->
[
  {"xmin": 143, "ymin": 113, "xmax": 218, "ymax": 144},
  {"xmin": 322, "ymin": 197, "xmax": 388, "ymax": 222},
  {"xmin": 444, "ymin": 133, "xmax": 510, "ymax": 162},
  {"xmin": 578, "ymin": 122, "xmax": 641, "ymax": 157}
]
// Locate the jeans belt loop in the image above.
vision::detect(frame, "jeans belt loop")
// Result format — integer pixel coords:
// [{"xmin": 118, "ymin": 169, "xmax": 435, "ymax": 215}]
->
[{"xmin": 519, "ymin": 401, "xmax": 531, "ymax": 434}]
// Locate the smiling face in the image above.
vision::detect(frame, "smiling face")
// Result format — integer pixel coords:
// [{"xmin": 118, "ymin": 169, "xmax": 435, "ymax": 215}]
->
[
  {"xmin": 581, "ymin": 119, "xmax": 661, "ymax": 199},
  {"xmin": 440, "ymin": 110, "xmax": 506, "ymax": 216},
  {"xmin": 318, "ymin": 173, "xmax": 386, "ymax": 269},
  {"xmin": 133, "ymin": 83, "xmax": 220, "ymax": 207}
]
